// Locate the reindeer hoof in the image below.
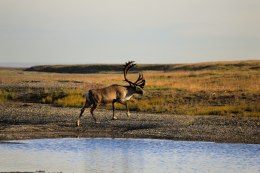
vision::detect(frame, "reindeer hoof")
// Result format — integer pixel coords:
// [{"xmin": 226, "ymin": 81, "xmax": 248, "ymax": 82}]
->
[
  {"xmin": 76, "ymin": 119, "xmax": 81, "ymax": 127},
  {"xmin": 112, "ymin": 117, "xmax": 118, "ymax": 120}
]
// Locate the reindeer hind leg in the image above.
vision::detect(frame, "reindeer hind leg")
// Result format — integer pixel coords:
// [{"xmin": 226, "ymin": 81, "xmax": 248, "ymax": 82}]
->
[
  {"xmin": 90, "ymin": 104, "xmax": 99, "ymax": 123},
  {"xmin": 77, "ymin": 99, "xmax": 92, "ymax": 126}
]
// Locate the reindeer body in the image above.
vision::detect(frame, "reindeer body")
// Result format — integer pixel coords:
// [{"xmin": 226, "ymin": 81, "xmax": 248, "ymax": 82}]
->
[
  {"xmin": 88, "ymin": 85, "xmax": 142, "ymax": 104},
  {"xmin": 77, "ymin": 61, "xmax": 145, "ymax": 126}
]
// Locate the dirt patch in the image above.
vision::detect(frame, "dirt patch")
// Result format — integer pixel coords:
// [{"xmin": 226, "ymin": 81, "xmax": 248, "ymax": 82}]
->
[{"xmin": 0, "ymin": 102, "xmax": 259, "ymax": 144}]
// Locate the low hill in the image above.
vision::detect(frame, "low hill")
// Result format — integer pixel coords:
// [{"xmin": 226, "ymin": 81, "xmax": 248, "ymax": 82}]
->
[{"xmin": 25, "ymin": 60, "xmax": 260, "ymax": 73}]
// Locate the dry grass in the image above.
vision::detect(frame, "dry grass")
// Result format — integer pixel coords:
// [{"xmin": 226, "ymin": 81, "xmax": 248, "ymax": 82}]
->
[{"xmin": 1, "ymin": 60, "xmax": 260, "ymax": 116}]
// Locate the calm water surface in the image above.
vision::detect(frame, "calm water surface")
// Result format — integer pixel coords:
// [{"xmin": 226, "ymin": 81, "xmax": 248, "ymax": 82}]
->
[{"xmin": 0, "ymin": 138, "xmax": 259, "ymax": 173}]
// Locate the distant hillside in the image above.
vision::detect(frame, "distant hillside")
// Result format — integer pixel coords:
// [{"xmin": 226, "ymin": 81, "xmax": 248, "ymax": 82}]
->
[{"xmin": 24, "ymin": 60, "xmax": 260, "ymax": 73}]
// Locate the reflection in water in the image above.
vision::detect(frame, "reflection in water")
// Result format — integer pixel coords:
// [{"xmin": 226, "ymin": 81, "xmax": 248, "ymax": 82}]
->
[{"xmin": 0, "ymin": 138, "xmax": 259, "ymax": 173}]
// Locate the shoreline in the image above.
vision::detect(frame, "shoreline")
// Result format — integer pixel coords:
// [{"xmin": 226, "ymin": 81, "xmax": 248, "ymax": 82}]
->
[
  {"xmin": 1, "ymin": 135, "xmax": 258, "ymax": 145},
  {"xmin": 1, "ymin": 102, "xmax": 259, "ymax": 144}
]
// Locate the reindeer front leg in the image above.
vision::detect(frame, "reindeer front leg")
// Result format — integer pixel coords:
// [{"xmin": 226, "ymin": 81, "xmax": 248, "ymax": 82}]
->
[
  {"xmin": 112, "ymin": 99, "xmax": 118, "ymax": 120},
  {"xmin": 125, "ymin": 102, "xmax": 131, "ymax": 118},
  {"xmin": 113, "ymin": 99, "xmax": 131, "ymax": 119}
]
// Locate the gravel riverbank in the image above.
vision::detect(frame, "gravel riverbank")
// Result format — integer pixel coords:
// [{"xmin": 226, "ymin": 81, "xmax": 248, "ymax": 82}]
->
[{"xmin": 0, "ymin": 102, "xmax": 259, "ymax": 144}]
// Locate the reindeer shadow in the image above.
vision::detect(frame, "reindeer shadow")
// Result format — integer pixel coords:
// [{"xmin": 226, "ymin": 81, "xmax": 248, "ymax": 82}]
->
[{"xmin": 112, "ymin": 121, "xmax": 160, "ymax": 132}]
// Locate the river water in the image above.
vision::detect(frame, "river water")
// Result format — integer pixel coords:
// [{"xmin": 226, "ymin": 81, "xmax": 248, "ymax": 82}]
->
[{"xmin": 0, "ymin": 138, "xmax": 259, "ymax": 173}]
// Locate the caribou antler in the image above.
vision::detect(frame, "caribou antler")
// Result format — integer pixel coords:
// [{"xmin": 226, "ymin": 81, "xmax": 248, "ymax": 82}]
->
[
  {"xmin": 123, "ymin": 61, "xmax": 145, "ymax": 88},
  {"xmin": 134, "ymin": 73, "xmax": 145, "ymax": 88},
  {"xmin": 123, "ymin": 61, "xmax": 135, "ymax": 86}
]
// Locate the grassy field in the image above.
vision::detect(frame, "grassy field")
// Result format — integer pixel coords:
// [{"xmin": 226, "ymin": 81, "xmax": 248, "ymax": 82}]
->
[{"xmin": 1, "ymin": 60, "xmax": 260, "ymax": 116}]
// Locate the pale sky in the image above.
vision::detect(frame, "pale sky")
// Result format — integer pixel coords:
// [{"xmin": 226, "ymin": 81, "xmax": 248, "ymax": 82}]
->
[{"xmin": 0, "ymin": 0, "xmax": 259, "ymax": 65}]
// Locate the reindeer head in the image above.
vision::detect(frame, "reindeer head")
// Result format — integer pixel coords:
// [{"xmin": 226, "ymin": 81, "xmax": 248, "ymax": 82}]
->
[{"xmin": 123, "ymin": 61, "xmax": 145, "ymax": 95}]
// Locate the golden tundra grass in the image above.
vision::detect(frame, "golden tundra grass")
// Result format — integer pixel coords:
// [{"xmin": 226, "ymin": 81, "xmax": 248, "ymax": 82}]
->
[{"xmin": 0, "ymin": 60, "xmax": 259, "ymax": 116}]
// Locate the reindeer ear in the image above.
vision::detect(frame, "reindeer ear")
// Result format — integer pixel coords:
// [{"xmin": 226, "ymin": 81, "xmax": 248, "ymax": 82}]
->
[{"xmin": 130, "ymin": 83, "xmax": 134, "ymax": 88}]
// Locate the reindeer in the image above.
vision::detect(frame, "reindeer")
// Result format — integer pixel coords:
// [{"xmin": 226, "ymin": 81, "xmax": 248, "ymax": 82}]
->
[{"xmin": 77, "ymin": 61, "xmax": 145, "ymax": 126}]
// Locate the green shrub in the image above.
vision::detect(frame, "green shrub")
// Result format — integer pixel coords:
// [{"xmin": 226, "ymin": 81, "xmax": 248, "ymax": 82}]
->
[
  {"xmin": 0, "ymin": 90, "xmax": 16, "ymax": 102},
  {"xmin": 55, "ymin": 94, "xmax": 85, "ymax": 107}
]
